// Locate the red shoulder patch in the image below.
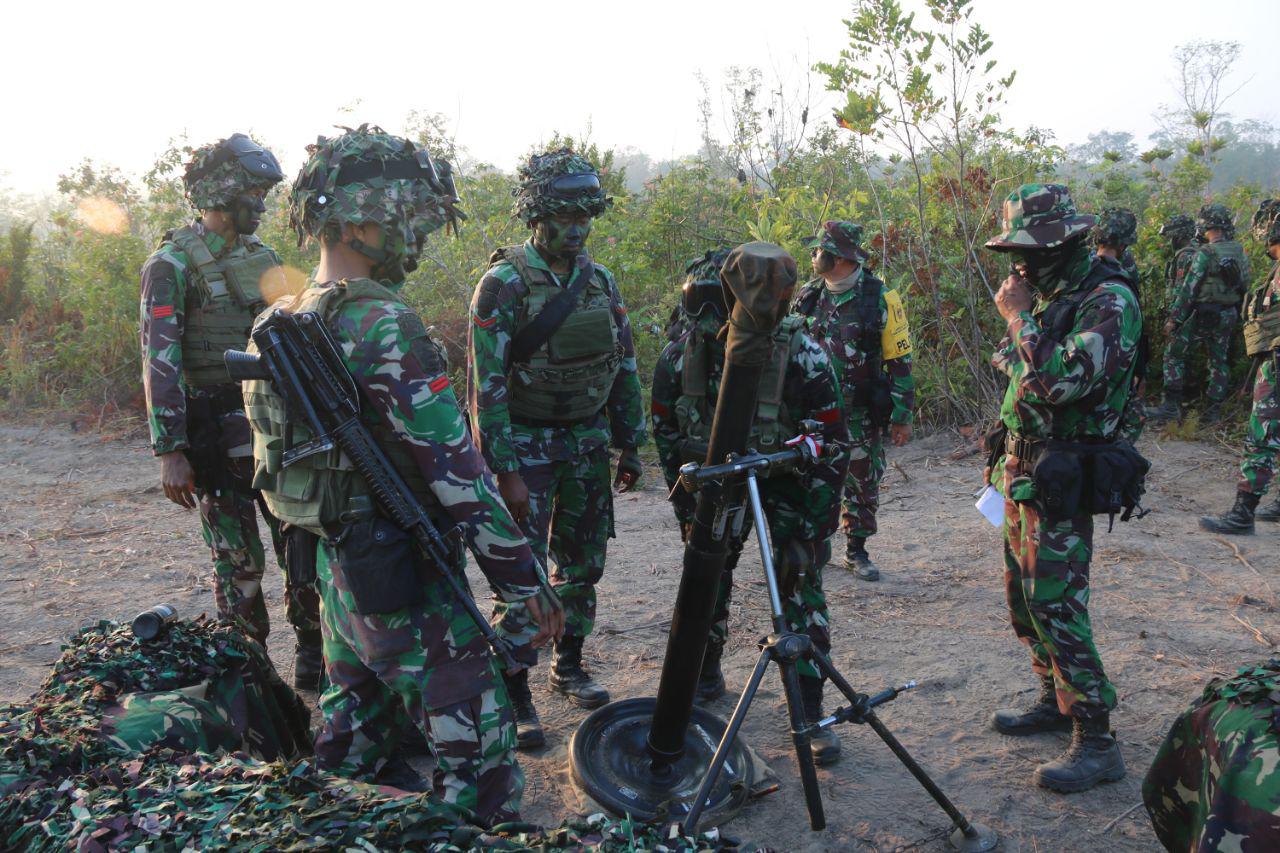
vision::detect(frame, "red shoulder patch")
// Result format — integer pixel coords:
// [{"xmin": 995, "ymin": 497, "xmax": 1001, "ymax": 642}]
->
[
  {"xmin": 650, "ymin": 401, "xmax": 670, "ymax": 418},
  {"xmin": 814, "ymin": 407, "xmax": 841, "ymax": 424},
  {"xmin": 428, "ymin": 375, "xmax": 451, "ymax": 394},
  {"xmin": 151, "ymin": 305, "xmax": 174, "ymax": 319},
  {"xmin": 472, "ymin": 314, "xmax": 496, "ymax": 329}
]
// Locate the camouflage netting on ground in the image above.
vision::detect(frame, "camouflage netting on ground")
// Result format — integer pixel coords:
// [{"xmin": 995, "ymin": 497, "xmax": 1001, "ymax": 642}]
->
[
  {"xmin": 0, "ymin": 618, "xmax": 743, "ymax": 851},
  {"xmin": 1142, "ymin": 658, "xmax": 1280, "ymax": 850}
]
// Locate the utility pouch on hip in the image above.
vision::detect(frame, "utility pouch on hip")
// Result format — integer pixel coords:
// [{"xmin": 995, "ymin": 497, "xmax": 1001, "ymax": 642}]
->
[
  {"xmin": 1084, "ymin": 442, "xmax": 1150, "ymax": 529},
  {"xmin": 283, "ymin": 525, "xmax": 319, "ymax": 588},
  {"xmin": 330, "ymin": 517, "xmax": 425, "ymax": 615},
  {"xmin": 1031, "ymin": 447, "xmax": 1083, "ymax": 521}
]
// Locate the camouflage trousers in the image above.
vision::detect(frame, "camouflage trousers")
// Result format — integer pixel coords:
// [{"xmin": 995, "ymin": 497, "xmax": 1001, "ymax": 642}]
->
[
  {"xmin": 196, "ymin": 458, "xmax": 321, "ymax": 646},
  {"xmin": 492, "ymin": 447, "xmax": 614, "ymax": 670},
  {"xmin": 1163, "ymin": 304, "xmax": 1237, "ymax": 402},
  {"xmin": 313, "ymin": 540, "xmax": 523, "ymax": 826},
  {"xmin": 840, "ymin": 410, "xmax": 885, "ymax": 539},
  {"xmin": 706, "ymin": 501, "xmax": 832, "ymax": 681},
  {"xmin": 1002, "ymin": 460, "xmax": 1116, "ymax": 720},
  {"xmin": 1237, "ymin": 353, "xmax": 1280, "ymax": 497}
]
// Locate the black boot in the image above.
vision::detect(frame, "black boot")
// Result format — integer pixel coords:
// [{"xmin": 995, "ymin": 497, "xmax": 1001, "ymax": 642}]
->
[
  {"xmin": 799, "ymin": 677, "xmax": 841, "ymax": 766},
  {"xmin": 1199, "ymin": 491, "xmax": 1260, "ymax": 535},
  {"xmin": 1145, "ymin": 389, "xmax": 1182, "ymax": 422},
  {"xmin": 549, "ymin": 636, "xmax": 610, "ymax": 708},
  {"xmin": 292, "ymin": 632, "xmax": 324, "ymax": 692},
  {"xmin": 844, "ymin": 535, "xmax": 880, "ymax": 582},
  {"xmin": 991, "ymin": 676, "xmax": 1072, "ymax": 735},
  {"xmin": 373, "ymin": 756, "xmax": 428, "ymax": 792},
  {"xmin": 1254, "ymin": 494, "xmax": 1280, "ymax": 522},
  {"xmin": 1034, "ymin": 714, "xmax": 1126, "ymax": 793},
  {"xmin": 502, "ymin": 669, "xmax": 545, "ymax": 750},
  {"xmin": 695, "ymin": 644, "xmax": 726, "ymax": 704},
  {"xmin": 1202, "ymin": 399, "xmax": 1224, "ymax": 424}
]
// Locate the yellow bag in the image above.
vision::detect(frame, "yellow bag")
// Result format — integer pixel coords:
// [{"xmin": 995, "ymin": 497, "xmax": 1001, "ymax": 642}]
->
[{"xmin": 881, "ymin": 288, "xmax": 912, "ymax": 360}]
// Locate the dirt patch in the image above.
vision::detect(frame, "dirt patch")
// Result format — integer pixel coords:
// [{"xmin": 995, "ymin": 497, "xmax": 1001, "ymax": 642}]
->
[{"xmin": 1, "ymin": 421, "xmax": 1275, "ymax": 851}]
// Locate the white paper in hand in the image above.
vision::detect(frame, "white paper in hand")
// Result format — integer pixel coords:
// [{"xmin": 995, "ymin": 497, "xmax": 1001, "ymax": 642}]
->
[{"xmin": 975, "ymin": 485, "xmax": 1005, "ymax": 528}]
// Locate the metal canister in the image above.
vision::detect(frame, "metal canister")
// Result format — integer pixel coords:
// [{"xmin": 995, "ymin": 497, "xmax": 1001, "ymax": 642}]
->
[{"xmin": 131, "ymin": 604, "xmax": 178, "ymax": 640}]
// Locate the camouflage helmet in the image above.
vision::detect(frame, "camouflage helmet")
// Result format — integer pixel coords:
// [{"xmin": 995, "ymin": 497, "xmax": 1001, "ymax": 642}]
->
[
  {"xmin": 984, "ymin": 183, "xmax": 1095, "ymax": 253},
  {"xmin": 681, "ymin": 247, "xmax": 733, "ymax": 319},
  {"xmin": 684, "ymin": 247, "xmax": 733, "ymax": 285},
  {"xmin": 1253, "ymin": 199, "xmax": 1280, "ymax": 245},
  {"xmin": 1196, "ymin": 203, "xmax": 1234, "ymax": 234},
  {"xmin": 1158, "ymin": 213, "xmax": 1196, "ymax": 243},
  {"xmin": 183, "ymin": 133, "xmax": 283, "ymax": 210},
  {"xmin": 288, "ymin": 124, "xmax": 463, "ymax": 264},
  {"xmin": 1091, "ymin": 207, "xmax": 1137, "ymax": 248},
  {"xmin": 803, "ymin": 221, "xmax": 868, "ymax": 262},
  {"xmin": 512, "ymin": 148, "xmax": 611, "ymax": 224}
]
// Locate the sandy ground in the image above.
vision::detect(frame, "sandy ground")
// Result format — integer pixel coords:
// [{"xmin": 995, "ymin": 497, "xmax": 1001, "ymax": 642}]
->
[{"xmin": 1, "ymin": 420, "xmax": 1276, "ymax": 852}]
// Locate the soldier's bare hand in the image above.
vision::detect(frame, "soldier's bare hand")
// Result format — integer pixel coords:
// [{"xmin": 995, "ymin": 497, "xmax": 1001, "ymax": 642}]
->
[
  {"xmin": 1163, "ymin": 319, "xmax": 1175, "ymax": 335},
  {"xmin": 497, "ymin": 471, "xmax": 531, "ymax": 525},
  {"xmin": 889, "ymin": 423, "xmax": 912, "ymax": 447},
  {"xmin": 995, "ymin": 275, "xmax": 1033, "ymax": 323},
  {"xmin": 613, "ymin": 449, "xmax": 642, "ymax": 492},
  {"xmin": 524, "ymin": 585, "xmax": 565, "ymax": 648},
  {"xmin": 160, "ymin": 451, "xmax": 197, "ymax": 509}
]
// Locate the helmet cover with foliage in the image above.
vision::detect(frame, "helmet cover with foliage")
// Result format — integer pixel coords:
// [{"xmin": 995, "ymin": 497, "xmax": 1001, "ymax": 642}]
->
[
  {"xmin": 512, "ymin": 148, "xmax": 611, "ymax": 225},
  {"xmin": 985, "ymin": 183, "xmax": 1095, "ymax": 252},
  {"xmin": 1252, "ymin": 199, "xmax": 1280, "ymax": 245},
  {"xmin": 803, "ymin": 221, "xmax": 869, "ymax": 262},
  {"xmin": 1159, "ymin": 213, "xmax": 1197, "ymax": 243},
  {"xmin": 681, "ymin": 247, "xmax": 733, "ymax": 319},
  {"xmin": 1091, "ymin": 207, "xmax": 1137, "ymax": 248},
  {"xmin": 288, "ymin": 124, "xmax": 463, "ymax": 271},
  {"xmin": 183, "ymin": 133, "xmax": 284, "ymax": 210},
  {"xmin": 1197, "ymin": 203, "xmax": 1234, "ymax": 235}
]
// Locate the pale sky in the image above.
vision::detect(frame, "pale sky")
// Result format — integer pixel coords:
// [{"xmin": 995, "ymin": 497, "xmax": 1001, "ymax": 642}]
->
[{"xmin": 3, "ymin": 0, "xmax": 1278, "ymax": 196}]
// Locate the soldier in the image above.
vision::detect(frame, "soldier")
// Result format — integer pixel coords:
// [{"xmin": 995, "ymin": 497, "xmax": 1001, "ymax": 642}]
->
[
  {"xmin": 1153, "ymin": 203, "xmax": 1250, "ymax": 422},
  {"xmin": 1199, "ymin": 200, "xmax": 1280, "ymax": 534},
  {"xmin": 651, "ymin": 245, "xmax": 850, "ymax": 763},
  {"xmin": 984, "ymin": 183, "xmax": 1143, "ymax": 792},
  {"xmin": 1092, "ymin": 208, "xmax": 1148, "ymax": 443},
  {"xmin": 244, "ymin": 125, "xmax": 563, "ymax": 822},
  {"xmin": 467, "ymin": 148, "xmax": 646, "ymax": 749},
  {"xmin": 791, "ymin": 221, "xmax": 914, "ymax": 582},
  {"xmin": 139, "ymin": 134, "xmax": 323, "ymax": 688}
]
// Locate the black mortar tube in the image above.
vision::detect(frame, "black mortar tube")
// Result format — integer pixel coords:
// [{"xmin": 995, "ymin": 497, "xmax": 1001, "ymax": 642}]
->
[{"xmin": 646, "ymin": 242, "xmax": 792, "ymax": 767}]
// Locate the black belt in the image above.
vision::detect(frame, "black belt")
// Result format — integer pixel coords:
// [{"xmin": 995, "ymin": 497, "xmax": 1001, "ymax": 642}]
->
[{"xmin": 510, "ymin": 413, "xmax": 597, "ymax": 429}]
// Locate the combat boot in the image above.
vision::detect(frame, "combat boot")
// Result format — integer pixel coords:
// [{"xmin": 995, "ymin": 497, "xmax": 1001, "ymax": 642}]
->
[
  {"xmin": 695, "ymin": 644, "xmax": 726, "ymax": 704},
  {"xmin": 844, "ymin": 535, "xmax": 880, "ymax": 582},
  {"xmin": 799, "ymin": 677, "xmax": 841, "ymax": 766},
  {"xmin": 502, "ymin": 669, "xmax": 545, "ymax": 750},
  {"xmin": 1198, "ymin": 492, "xmax": 1260, "ymax": 535},
  {"xmin": 1254, "ymin": 494, "xmax": 1280, "ymax": 522},
  {"xmin": 1202, "ymin": 399, "xmax": 1224, "ymax": 424},
  {"xmin": 549, "ymin": 636, "xmax": 610, "ymax": 708},
  {"xmin": 292, "ymin": 632, "xmax": 324, "ymax": 692},
  {"xmin": 1034, "ymin": 714, "xmax": 1126, "ymax": 793},
  {"xmin": 1145, "ymin": 389, "xmax": 1182, "ymax": 422},
  {"xmin": 991, "ymin": 676, "xmax": 1072, "ymax": 735},
  {"xmin": 373, "ymin": 756, "xmax": 429, "ymax": 792}
]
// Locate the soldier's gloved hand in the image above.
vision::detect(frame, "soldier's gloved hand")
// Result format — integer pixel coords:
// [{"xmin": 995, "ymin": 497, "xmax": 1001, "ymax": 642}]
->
[
  {"xmin": 160, "ymin": 451, "xmax": 197, "ymax": 510},
  {"xmin": 523, "ymin": 583, "xmax": 565, "ymax": 649},
  {"xmin": 497, "ymin": 471, "xmax": 531, "ymax": 525},
  {"xmin": 614, "ymin": 449, "xmax": 643, "ymax": 492},
  {"xmin": 774, "ymin": 539, "xmax": 817, "ymax": 597}
]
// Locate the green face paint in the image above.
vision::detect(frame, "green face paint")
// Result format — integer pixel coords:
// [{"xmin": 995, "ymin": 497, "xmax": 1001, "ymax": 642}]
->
[{"xmin": 533, "ymin": 215, "xmax": 592, "ymax": 260}]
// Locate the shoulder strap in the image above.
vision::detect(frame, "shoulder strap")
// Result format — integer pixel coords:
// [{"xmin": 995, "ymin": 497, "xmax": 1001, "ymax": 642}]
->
[
  {"xmin": 170, "ymin": 226, "xmax": 228, "ymax": 300},
  {"xmin": 510, "ymin": 256, "xmax": 596, "ymax": 363},
  {"xmin": 793, "ymin": 280, "xmax": 823, "ymax": 317},
  {"xmin": 859, "ymin": 274, "xmax": 885, "ymax": 375}
]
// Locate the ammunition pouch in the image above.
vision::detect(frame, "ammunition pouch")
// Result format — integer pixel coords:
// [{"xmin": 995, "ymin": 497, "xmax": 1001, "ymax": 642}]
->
[
  {"xmin": 328, "ymin": 517, "xmax": 426, "ymax": 615},
  {"xmin": 283, "ymin": 525, "xmax": 319, "ymax": 588},
  {"xmin": 847, "ymin": 378, "xmax": 893, "ymax": 429},
  {"xmin": 183, "ymin": 387, "xmax": 247, "ymax": 495},
  {"xmin": 1012, "ymin": 433, "xmax": 1150, "ymax": 527}
]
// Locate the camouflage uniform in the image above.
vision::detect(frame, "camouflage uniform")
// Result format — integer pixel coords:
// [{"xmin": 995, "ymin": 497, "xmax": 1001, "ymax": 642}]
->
[
  {"xmin": 1143, "ymin": 659, "xmax": 1280, "ymax": 849},
  {"xmin": 467, "ymin": 151, "xmax": 646, "ymax": 672},
  {"xmin": 651, "ymin": 307, "xmax": 849, "ymax": 677},
  {"xmin": 986, "ymin": 184, "xmax": 1142, "ymax": 792},
  {"xmin": 139, "ymin": 136, "xmax": 320, "ymax": 652},
  {"xmin": 248, "ymin": 127, "xmax": 538, "ymax": 824},
  {"xmin": 792, "ymin": 222, "xmax": 914, "ymax": 569},
  {"xmin": 1162, "ymin": 206, "xmax": 1251, "ymax": 407},
  {"xmin": 1092, "ymin": 208, "xmax": 1146, "ymax": 443}
]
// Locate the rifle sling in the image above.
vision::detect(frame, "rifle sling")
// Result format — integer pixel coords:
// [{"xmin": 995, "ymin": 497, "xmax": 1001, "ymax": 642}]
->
[{"xmin": 510, "ymin": 258, "xmax": 594, "ymax": 363}]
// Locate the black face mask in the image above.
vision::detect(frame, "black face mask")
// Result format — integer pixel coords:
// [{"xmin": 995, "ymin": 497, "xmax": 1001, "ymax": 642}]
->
[
  {"xmin": 231, "ymin": 193, "xmax": 266, "ymax": 235},
  {"xmin": 1011, "ymin": 243, "xmax": 1077, "ymax": 291}
]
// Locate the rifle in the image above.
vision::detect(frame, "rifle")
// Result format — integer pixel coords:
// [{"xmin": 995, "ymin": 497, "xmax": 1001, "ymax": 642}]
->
[{"xmin": 224, "ymin": 309, "xmax": 516, "ymax": 669}]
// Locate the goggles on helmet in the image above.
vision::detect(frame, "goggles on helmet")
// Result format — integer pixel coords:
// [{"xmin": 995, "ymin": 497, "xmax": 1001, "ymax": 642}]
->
[
  {"xmin": 548, "ymin": 173, "xmax": 602, "ymax": 198},
  {"xmin": 682, "ymin": 279, "xmax": 727, "ymax": 320},
  {"xmin": 190, "ymin": 134, "xmax": 284, "ymax": 185}
]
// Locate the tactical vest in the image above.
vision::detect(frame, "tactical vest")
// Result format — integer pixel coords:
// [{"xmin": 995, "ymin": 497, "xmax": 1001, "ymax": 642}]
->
[
  {"xmin": 675, "ymin": 315, "xmax": 805, "ymax": 457},
  {"xmin": 167, "ymin": 226, "xmax": 284, "ymax": 387},
  {"xmin": 492, "ymin": 245, "xmax": 622, "ymax": 423},
  {"xmin": 243, "ymin": 279, "xmax": 442, "ymax": 534},
  {"xmin": 1195, "ymin": 240, "xmax": 1248, "ymax": 305},
  {"xmin": 794, "ymin": 273, "xmax": 886, "ymax": 405},
  {"xmin": 1242, "ymin": 263, "xmax": 1280, "ymax": 356}
]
